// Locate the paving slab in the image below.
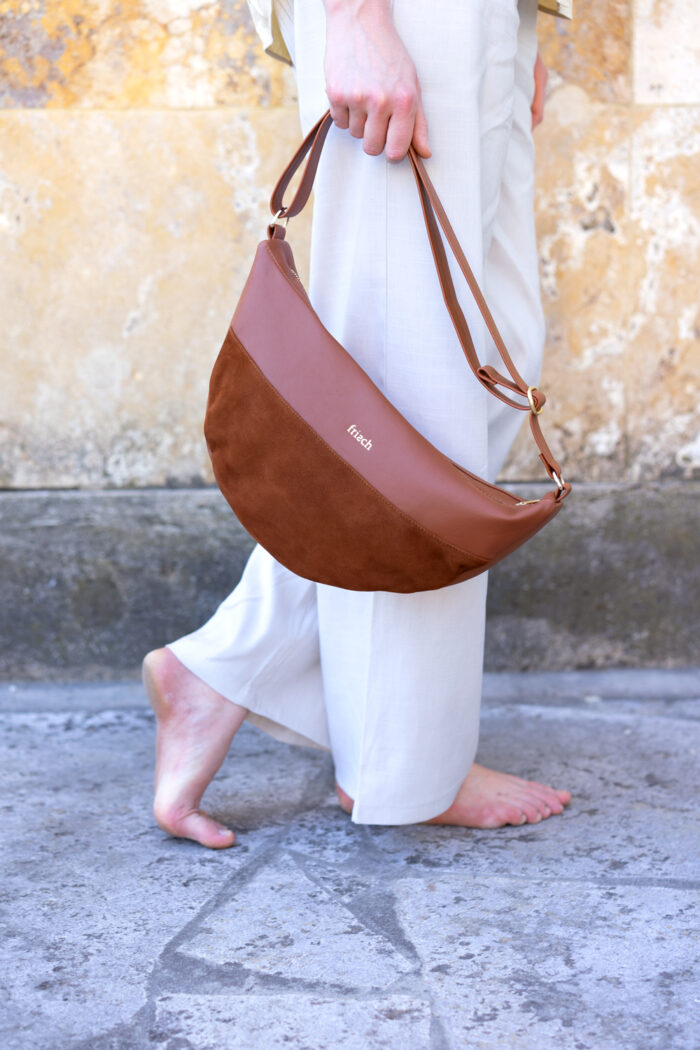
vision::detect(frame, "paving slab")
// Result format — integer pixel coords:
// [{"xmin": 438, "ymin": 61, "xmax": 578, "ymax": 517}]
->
[
  {"xmin": 0, "ymin": 709, "xmax": 330, "ymax": 1049},
  {"xmin": 152, "ymin": 993, "xmax": 435, "ymax": 1050},
  {"xmin": 177, "ymin": 852, "xmax": 415, "ymax": 990},
  {"xmin": 394, "ymin": 877, "xmax": 698, "ymax": 1050},
  {"xmin": 0, "ymin": 671, "xmax": 698, "ymax": 1050}
]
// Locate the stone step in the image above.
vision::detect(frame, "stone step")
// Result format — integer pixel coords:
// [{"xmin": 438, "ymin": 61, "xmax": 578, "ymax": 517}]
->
[{"xmin": 0, "ymin": 482, "xmax": 697, "ymax": 678}]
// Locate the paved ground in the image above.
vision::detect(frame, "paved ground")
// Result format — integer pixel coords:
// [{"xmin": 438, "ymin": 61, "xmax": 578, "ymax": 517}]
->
[{"xmin": 1, "ymin": 670, "xmax": 698, "ymax": 1050}]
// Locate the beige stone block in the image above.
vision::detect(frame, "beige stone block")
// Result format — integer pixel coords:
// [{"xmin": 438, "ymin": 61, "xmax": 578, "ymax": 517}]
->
[
  {"xmin": 538, "ymin": 0, "xmax": 632, "ymax": 104},
  {"xmin": 625, "ymin": 106, "xmax": 700, "ymax": 479},
  {"xmin": 0, "ymin": 0, "xmax": 296, "ymax": 109},
  {"xmin": 502, "ymin": 89, "xmax": 633, "ymax": 483},
  {"xmin": 634, "ymin": 0, "xmax": 700, "ymax": 105},
  {"xmin": 0, "ymin": 106, "xmax": 312, "ymax": 487}
]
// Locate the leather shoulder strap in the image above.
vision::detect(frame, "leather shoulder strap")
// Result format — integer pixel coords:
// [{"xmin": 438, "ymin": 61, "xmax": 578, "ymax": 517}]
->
[
  {"xmin": 269, "ymin": 110, "xmax": 568, "ymax": 496},
  {"xmin": 270, "ymin": 111, "xmax": 333, "ymax": 218}
]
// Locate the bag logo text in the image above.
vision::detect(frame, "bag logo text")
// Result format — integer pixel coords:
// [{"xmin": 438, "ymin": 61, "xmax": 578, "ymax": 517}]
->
[{"xmin": 347, "ymin": 424, "xmax": 372, "ymax": 450}]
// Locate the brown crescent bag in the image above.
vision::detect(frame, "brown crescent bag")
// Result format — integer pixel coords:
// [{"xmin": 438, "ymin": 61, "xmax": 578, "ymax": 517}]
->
[{"xmin": 205, "ymin": 110, "xmax": 571, "ymax": 593}]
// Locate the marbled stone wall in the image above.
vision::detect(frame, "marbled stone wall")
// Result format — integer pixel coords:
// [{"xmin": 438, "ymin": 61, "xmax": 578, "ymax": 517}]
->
[
  {"xmin": 1, "ymin": 0, "xmax": 698, "ymax": 489},
  {"xmin": 507, "ymin": 0, "xmax": 700, "ymax": 484}
]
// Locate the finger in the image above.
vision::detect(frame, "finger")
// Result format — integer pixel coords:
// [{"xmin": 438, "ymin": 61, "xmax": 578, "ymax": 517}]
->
[
  {"xmin": 329, "ymin": 102, "xmax": 350, "ymax": 130},
  {"xmin": 363, "ymin": 107, "xmax": 390, "ymax": 156},
  {"xmin": 531, "ymin": 54, "xmax": 548, "ymax": 130},
  {"xmin": 384, "ymin": 103, "xmax": 415, "ymax": 163},
  {"xmin": 411, "ymin": 96, "xmax": 432, "ymax": 158},
  {"xmin": 531, "ymin": 81, "xmax": 544, "ymax": 129},
  {"xmin": 348, "ymin": 105, "xmax": 367, "ymax": 140},
  {"xmin": 531, "ymin": 99, "xmax": 543, "ymax": 130}
]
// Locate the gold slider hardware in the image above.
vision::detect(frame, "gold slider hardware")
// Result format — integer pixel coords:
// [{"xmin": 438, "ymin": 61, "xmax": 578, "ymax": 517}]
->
[
  {"xmin": 527, "ymin": 385, "xmax": 544, "ymax": 415},
  {"xmin": 272, "ymin": 208, "xmax": 289, "ymax": 227},
  {"xmin": 516, "ymin": 468, "xmax": 566, "ymax": 504}
]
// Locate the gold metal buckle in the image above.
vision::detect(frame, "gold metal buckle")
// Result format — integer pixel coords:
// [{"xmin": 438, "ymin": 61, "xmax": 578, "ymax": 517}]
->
[
  {"xmin": 527, "ymin": 386, "xmax": 544, "ymax": 415},
  {"xmin": 272, "ymin": 208, "xmax": 289, "ymax": 227},
  {"xmin": 516, "ymin": 470, "xmax": 565, "ymax": 505}
]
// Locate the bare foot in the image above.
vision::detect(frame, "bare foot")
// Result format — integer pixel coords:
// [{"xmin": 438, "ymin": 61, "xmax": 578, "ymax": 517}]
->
[
  {"xmin": 336, "ymin": 763, "xmax": 571, "ymax": 827},
  {"xmin": 142, "ymin": 648, "xmax": 248, "ymax": 849}
]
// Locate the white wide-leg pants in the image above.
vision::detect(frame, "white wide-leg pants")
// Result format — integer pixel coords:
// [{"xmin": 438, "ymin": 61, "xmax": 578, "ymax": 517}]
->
[{"xmin": 169, "ymin": 0, "xmax": 544, "ymax": 824}]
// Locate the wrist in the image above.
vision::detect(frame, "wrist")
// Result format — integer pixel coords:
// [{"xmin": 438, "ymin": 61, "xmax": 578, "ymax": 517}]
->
[{"xmin": 323, "ymin": 0, "xmax": 391, "ymax": 17}]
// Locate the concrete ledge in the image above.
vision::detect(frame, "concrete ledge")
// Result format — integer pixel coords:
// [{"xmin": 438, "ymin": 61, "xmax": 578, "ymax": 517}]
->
[
  {"xmin": 0, "ymin": 488, "xmax": 254, "ymax": 680},
  {"xmin": 484, "ymin": 480, "xmax": 699, "ymax": 671},
  {"xmin": 0, "ymin": 669, "xmax": 697, "ymax": 713},
  {"xmin": 0, "ymin": 483, "xmax": 697, "ymax": 679}
]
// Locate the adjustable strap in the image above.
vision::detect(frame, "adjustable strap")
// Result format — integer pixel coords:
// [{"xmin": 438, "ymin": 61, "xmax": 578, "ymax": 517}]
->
[
  {"xmin": 268, "ymin": 110, "xmax": 568, "ymax": 497},
  {"xmin": 406, "ymin": 149, "xmax": 566, "ymax": 490}
]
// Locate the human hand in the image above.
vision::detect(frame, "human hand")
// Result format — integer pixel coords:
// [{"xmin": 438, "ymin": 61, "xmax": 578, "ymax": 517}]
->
[
  {"xmin": 322, "ymin": 0, "xmax": 431, "ymax": 162},
  {"xmin": 531, "ymin": 51, "xmax": 548, "ymax": 129}
]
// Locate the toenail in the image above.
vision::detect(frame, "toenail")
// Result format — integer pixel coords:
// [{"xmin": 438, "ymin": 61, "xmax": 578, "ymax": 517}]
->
[
  {"xmin": 519, "ymin": 814, "xmax": 527, "ymax": 825},
  {"xmin": 218, "ymin": 827, "xmax": 232, "ymax": 836}
]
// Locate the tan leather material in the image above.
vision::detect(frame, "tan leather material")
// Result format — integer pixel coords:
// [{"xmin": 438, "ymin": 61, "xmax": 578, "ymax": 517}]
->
[{"xmin": 204, "ymin": 111, "xmax": 571, "ymax": 592}]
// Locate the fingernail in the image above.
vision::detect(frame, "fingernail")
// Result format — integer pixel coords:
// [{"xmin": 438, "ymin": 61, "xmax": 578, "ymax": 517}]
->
[
  {"xmin": 519, "ymin": 815, "xmax": 527, "ymax": 825},
  {"xmin": 219, "ymin": 827, "xmax": 232, "ymax": 836}
]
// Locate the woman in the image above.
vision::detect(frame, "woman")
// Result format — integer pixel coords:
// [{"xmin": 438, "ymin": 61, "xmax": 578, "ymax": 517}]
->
[{"xmin": 143, "ymin": 0, "xmax": 571, "ymax": 848}]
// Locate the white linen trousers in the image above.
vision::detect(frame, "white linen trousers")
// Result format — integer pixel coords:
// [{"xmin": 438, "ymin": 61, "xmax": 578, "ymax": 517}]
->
[{"xmin": 168, "ymin": 0, "xmax": 545, "ymax": 824}]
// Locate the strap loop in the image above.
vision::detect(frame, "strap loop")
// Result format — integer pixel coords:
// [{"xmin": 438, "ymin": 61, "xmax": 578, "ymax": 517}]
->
[{"xmin": 270, "ymin": 111, "xmax": 333, "ymax": 219}]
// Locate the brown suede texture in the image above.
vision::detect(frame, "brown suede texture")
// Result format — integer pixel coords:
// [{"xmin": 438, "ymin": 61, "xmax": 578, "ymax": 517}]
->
[{"xmin": 205, "ymin": 330, "xmax": 490, "ymax": 593}]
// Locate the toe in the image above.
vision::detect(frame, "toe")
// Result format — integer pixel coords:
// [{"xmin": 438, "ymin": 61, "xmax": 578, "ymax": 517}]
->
[
  {"xmin": 177, "ymin": 811, "xmax": 236, "ymax": 849},
  {"xmin": 516, "ymin": 787, "xmax": 558, "ymax": 818},
  {"xmin": 154, "ymin": 802, "xmax": 235, "ymax": 849},
  {"xmin": 525, "ymin": 780, "xmax": 567, "ymax": 812},
  {"xmin": 508, "ymin": 798, "xmax": 541, "ymax": 823},
  {"xmin": 494, "ymin": 803, "xmax": 530, "ymax": 827},
  {"xmin": 532, "ymin": 795, "xmax": 556, "ymax": 817}
]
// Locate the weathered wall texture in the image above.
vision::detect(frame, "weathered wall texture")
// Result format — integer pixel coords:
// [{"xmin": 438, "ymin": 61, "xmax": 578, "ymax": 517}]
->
[
  {"xmin": 504, "ymin": 0, "xmax": 700, "ymax": 484},
  {"xmin": 0, "ymin": 0, "xmax": 301, "ymax": 488},
  {"xmin": 2, "ymin": 485, "xmax": 697, "ymax": 679},
  {"xmin": 1, "ymin": 0, "xmax": 698, "ymax": 490}
]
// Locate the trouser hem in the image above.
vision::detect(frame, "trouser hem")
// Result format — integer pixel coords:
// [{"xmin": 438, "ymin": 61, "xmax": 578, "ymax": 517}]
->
[
  {"xmin": 349, "ymin": 778, "xmax": 465, "ymax": 826},
  {"xmin": 165, "ymin": 641, "xmax": 329, "ymax": 752}
]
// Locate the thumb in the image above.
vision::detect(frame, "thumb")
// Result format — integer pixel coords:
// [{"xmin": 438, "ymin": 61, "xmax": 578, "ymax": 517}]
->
[{"xmin": 412, "ymin": 97, "xmax": 432, "ymax": 158}]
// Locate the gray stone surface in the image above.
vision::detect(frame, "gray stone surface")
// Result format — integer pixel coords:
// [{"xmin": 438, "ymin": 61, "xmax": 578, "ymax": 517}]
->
[
  {"xmin": 0, "ymin": 489, "xmax": 254, "ymax": 681},
  {"xmin": 0, "ymin": 670, "xmax": 698, "ymax": 1050},
  {"xmin": 393, "ymin": 878, "xmax": 697, "ymax": 1050},
  {"xmin": 152, "ymin": 994, "xmax": 434, "ymax": 1050},
  {"xmin": 484, "ymin": 480, "xmax": 700, "ymax": 671},
  {"xmin": 1, "ymin": 483, "xmax": 698, "ymax": 679}
]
